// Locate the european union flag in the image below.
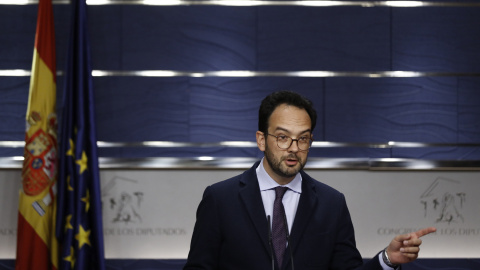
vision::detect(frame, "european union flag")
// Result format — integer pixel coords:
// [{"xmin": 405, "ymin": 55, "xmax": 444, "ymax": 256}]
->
[{"xmin": 56, "ymin": 0, "xmax": 106, "ymax": 269}]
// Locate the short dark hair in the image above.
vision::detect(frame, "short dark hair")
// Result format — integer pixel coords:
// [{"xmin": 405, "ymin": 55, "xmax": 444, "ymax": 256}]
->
[{"xmin": 258, "ymin": 91, "xmax": 317, "ymax": 133}]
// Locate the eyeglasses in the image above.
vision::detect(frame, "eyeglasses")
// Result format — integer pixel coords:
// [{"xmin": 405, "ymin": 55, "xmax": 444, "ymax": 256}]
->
[{"xmin": 266, "ymin": 133, "xmax": 313, "ymax": 151}]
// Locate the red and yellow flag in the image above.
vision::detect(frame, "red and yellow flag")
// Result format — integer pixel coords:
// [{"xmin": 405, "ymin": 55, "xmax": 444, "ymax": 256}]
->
[{"xmin": 16, "ymin": 0, "xmax": 59, "ymax": 269}]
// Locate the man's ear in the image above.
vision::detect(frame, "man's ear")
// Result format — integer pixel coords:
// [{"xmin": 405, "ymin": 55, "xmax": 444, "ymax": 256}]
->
[{"xmin": 256, "ymin": 131, "xmax": 265, "ymax": 152}]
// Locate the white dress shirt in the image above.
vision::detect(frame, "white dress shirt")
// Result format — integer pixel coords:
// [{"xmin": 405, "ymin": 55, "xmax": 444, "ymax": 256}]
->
[{"xmin": 256, "ymin": 157, "xmax": 301, "ymax": 233}]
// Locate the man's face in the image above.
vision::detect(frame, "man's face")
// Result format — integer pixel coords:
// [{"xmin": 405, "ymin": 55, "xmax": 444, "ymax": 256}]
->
[{"xmin": 256, "ymin": 104, "xmax": 312, "ymax": 185}]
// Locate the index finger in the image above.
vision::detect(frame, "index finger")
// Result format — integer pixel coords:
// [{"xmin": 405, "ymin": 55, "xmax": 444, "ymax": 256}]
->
[{"xmin": 414, "ymin": 227, "xmax": 437, "ymax": 238}]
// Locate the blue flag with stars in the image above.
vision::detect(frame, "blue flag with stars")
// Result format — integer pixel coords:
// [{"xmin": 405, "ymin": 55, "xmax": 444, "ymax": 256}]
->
[{"xmin": 56, "ymin": 0, "xmax": 105, "ymax": 269}]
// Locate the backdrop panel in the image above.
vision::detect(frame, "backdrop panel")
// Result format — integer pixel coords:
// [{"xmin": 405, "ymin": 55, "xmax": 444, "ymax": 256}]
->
[{"xmin": 1, "ymin": 167, "xmax": 479, "ymax": 259}]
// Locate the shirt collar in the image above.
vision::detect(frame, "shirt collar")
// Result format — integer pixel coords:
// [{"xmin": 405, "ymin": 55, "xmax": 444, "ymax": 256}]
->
[{"xmin": 256, "ymin": 157, "xmax": 302, "ymax": 194}]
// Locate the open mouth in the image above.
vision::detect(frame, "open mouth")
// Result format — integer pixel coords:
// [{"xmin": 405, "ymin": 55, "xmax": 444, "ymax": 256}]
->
[{"xmin": 285, "ymin": 157, "xmax": 298, "ymax": 166}]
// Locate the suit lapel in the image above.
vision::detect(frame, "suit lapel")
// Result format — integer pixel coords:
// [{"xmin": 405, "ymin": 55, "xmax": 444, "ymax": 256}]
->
[
  {"xmin": 238, "ymin": 162, "xmax": 272, "ymax": 255},
  {"xmin": 285, "ymin": 172, "xmax": 318, "ymax": 267}
]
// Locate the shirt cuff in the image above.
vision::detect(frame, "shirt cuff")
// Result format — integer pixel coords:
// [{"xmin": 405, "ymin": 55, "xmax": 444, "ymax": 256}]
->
[
  {"xmin": 379, "ymin": 254, "xmax": 395, "ymax": 270},
  {"xmin": 379, "ymin": 251, "xmax": 400, "ymax": 270}
]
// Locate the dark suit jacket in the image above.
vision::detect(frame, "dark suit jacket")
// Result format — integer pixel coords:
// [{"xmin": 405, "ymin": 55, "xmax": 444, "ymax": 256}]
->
[{"xmin": 184, "ymin": 161, "xmax": 383, "ymax": 270}]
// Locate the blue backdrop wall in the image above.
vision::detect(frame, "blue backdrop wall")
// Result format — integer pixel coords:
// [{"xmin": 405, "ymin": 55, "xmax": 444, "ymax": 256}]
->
[
  {"xmin": 1, "ymin": 1, "xmax": 479, "ymax": 269},
  {"xmin": 1, "ymin": 1, "xmax": 480, "ymax": 160}
]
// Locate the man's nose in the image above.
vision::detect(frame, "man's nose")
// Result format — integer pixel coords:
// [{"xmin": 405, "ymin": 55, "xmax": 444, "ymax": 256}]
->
[{"xmin": 287, "ymin": 139, "xmax": 300, "ymax": 152}]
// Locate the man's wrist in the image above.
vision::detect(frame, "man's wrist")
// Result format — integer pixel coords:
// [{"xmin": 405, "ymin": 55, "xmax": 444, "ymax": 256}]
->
[{"xmin": 382, "ymin": 248, "xmax": 400, "ymax": 269}]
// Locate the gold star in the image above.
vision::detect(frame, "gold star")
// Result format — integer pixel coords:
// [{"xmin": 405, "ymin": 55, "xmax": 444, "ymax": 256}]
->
[
  {"xmin": 75, "ymin": 225, "xmax": 91, "ymax": 249},
  {"xmin": 76, "ymin": 151, "xmax": 88, "ymax": 174},
  {"xmin": 65, "ymin": 215, "xmax": 73, "ymax": 232},
  {"xmin": 66, "ymin": 139, "xmax": 75, "ymax": 156},
  {"xmin": 67, "ymin": 175, "xmax": 74, "ymax": 191},
  {"xmin": 64, "ymin": 246, "xmax": 76, "ymax": 268},
  {"xmin": 81, "ymin": 189, "xmax": 90, "ymax": 212}
]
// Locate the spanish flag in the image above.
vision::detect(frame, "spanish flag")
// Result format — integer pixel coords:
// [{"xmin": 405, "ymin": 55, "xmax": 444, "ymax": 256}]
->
[{"xmin": 16, "ymin": 0, "xmax": 59, "ymax": 269}]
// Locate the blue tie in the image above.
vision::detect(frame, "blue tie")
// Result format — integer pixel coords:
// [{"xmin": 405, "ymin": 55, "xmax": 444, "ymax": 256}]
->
[{"xmin": 272, "ymin": 186, "xmax": 288, "ymax": 268}]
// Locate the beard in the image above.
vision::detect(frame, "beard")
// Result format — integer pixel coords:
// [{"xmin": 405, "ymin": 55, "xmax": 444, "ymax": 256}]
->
[{"xmin": 264, "ymin": 142, "xmax": 307, "ymax": 179}]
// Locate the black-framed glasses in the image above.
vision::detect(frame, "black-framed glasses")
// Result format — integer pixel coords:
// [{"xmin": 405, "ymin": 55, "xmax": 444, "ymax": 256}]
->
[{"xmin": 266, "ymin": 133, "xmax": 313, "ymax": 151}]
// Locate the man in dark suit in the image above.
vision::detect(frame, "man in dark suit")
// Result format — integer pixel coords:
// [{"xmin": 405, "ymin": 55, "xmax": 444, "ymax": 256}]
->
[{"xmin": 184, "ymin": 91, "xmax": 436, "ymax": 270}]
